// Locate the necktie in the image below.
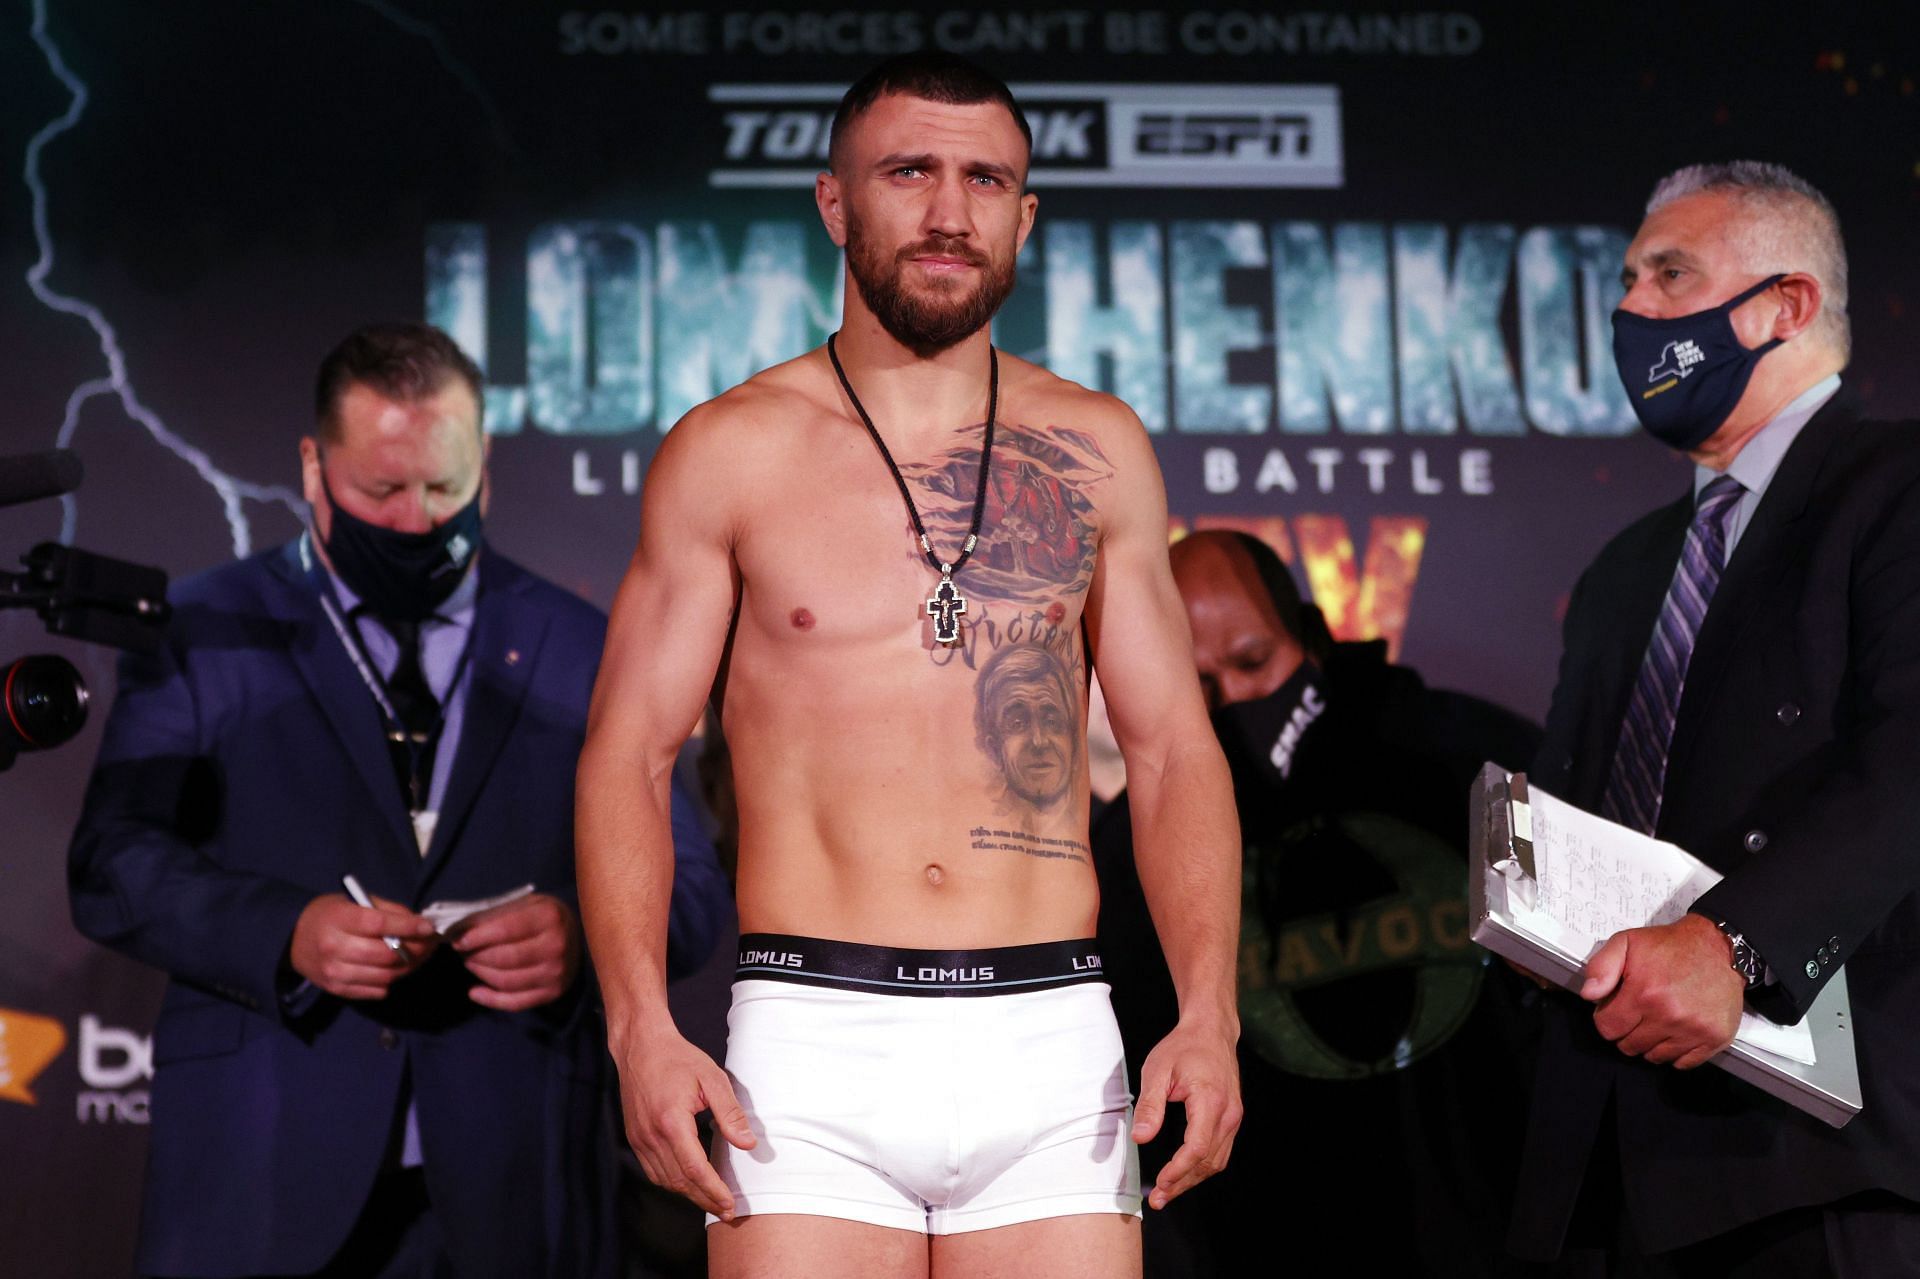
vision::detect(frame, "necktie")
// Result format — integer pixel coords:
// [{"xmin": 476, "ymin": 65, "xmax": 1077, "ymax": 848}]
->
[
  {"xmin": 1600, "ymin": 474, "xmax": 1745, "ymax": 835},
  {"xmin": 377, "ymin": 617, "xmax": 440, "ymax": 813}
]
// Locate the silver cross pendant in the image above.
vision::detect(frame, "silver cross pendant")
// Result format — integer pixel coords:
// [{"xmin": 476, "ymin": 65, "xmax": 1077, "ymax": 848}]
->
[{"xmin": 926, "ymin": 568, "xmax": 967, "ymax": 645}]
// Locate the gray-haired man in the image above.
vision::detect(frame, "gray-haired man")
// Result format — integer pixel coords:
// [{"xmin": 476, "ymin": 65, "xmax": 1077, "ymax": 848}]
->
[{"xmin": 1511, "ymin": 161, "xmax": 1920, "ymax": 1276}]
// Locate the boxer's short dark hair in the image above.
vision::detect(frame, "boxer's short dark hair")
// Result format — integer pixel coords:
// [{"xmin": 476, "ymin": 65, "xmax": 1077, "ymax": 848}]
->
[{"xmin": 829, "ymin": 52, "xmax": 1032, "ymax": 177}]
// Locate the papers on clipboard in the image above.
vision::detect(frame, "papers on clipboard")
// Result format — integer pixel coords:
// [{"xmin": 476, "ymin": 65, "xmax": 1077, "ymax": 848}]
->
[
  {"xmin": 1470, "ymin": 764, "xmax": 1861, "ymax": 1128},
  {"xmin": 1520, "ymin": 787, "xmax": 1816, "ymax": 1064}
]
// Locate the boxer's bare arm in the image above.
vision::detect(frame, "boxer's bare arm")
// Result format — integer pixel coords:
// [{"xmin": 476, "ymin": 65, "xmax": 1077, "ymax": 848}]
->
[
  {"xmin": 577, "ymin": 399, "xmax": 754, "ymax": 1220},
  {"xmin": 1082, "ymin": 399, "xmax": 1245, "ymax": 1209}
]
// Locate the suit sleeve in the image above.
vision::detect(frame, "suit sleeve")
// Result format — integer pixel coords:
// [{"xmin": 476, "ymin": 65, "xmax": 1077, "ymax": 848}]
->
[
  {"xmin": 1693, "ymin": 468, "xmax": 1920, "ymax": 1020},
  {"xmin": 67, "ymin": 629, "xmax": 316, "ymax": 1017},
  {"xmin": 664, "ymin": 763, "xmax": 729, "ymax": 980},
  {"xmin": 1530, "ymin": 563, "xmax": 1598, "ymax": 797}
]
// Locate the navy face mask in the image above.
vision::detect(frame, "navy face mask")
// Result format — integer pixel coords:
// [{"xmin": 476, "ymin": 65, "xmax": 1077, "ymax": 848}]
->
[
  {"xmin": 317, "ymin": 468, "xmax": 482, "ymax": 621},
  {"xmin": 1610, "ymin": 274, "xmax": 1787, "ymax": 451}
]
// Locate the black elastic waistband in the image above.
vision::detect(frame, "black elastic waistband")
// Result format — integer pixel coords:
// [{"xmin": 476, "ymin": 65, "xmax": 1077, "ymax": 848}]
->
[{"xmin": 735, "ymin": 933, "xmax": 1107, "ymax": 996}]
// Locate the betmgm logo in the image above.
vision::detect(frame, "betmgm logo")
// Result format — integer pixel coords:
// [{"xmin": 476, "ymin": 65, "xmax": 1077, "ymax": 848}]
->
[
  {"xmin": 1645, "ymin": 338, "xmax": 1706, "ymax": 397},
  {"xmin": 709, "ymin": 84, "xmax": 1342, "ymax": 189},
  {"xmin": 73, "ymin": 1015, "xmax": 153, "ymax": 1124},
  {"xmin": 0, "ymin": 1008, "xmax": 152, "ymax": 1123}
]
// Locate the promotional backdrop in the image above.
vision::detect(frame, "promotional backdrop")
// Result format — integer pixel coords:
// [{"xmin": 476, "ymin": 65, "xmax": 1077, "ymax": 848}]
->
[{"xmin": 2, "ymin": 2, "xmax": 1915, "ymax": 1271}]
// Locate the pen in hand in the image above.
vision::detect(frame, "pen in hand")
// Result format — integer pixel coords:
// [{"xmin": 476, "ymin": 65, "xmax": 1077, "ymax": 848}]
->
[{"xmin": 341, "ymin": 874, "xmax": 406, "ymax": 955}]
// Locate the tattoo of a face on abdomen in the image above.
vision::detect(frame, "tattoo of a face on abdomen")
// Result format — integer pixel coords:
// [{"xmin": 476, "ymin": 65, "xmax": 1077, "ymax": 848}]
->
[{"xmin": 973, "ymin": 640, "xmax": 1082, "ymax": 823}]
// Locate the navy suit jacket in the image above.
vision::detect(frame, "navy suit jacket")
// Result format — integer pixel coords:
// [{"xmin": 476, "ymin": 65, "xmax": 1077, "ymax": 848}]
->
[
  {"xmin": 69, "ymin": 542, "xmax": 729, "ymax": 1279},
  {"xmin": 1511, "ymin": 395, "xmax": 1920, "ymax": 1257}
]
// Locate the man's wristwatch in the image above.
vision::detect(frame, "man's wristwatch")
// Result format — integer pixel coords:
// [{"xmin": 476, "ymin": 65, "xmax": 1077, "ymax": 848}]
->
[{"xmin": 1714, "ymin": 920, "xmax": 1767, "ymax": 988}]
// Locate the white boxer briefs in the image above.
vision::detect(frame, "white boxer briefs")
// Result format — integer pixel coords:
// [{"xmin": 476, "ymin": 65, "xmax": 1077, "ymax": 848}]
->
[{"xmin": 711, "ymin": 934, "xmax": 1142, "ymax": 1235}]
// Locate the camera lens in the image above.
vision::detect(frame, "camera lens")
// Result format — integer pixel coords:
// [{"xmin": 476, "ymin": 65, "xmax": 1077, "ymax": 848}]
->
[{"xmin": 2, "ymin": 654, "xmax": 88, "ymax": 754}]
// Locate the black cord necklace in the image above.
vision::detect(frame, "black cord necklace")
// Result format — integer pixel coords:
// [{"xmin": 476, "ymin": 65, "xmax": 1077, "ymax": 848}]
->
[{"xmin": 827, "ymin": 331, "xmax": 997, "ymax": 645}]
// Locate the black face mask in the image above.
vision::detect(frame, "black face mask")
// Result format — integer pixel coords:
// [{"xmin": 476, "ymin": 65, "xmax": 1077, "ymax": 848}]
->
[
  {"xmin": 1209, "ymin": 663, "xmax": 1329, "ymax": 791},
  {"xmin": 317, "ymin": 468, "xmax": 482, "ymax": 621}
]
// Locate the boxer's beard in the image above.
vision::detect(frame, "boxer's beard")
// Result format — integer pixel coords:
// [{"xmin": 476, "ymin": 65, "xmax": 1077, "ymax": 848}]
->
[{"xmin": 845, "ymin": 210, "xmax": 1017, "ymax": 357}]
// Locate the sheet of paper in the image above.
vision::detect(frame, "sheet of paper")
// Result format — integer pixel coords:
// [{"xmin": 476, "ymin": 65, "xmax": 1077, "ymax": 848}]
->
[
  {"xmin": 1736, "ymin": 1009, "xmax": 1819, "ymax": 1063},
  {"xmin": 1528, "ymin": 790, "xmax": 1723, "ymax": 940},
  {"xmin": 1522, "ymin": 788, "xmax": 1817, "ymax": 1066},
  {"xmin": 421, "ymin": 883, "xmax": 536, "ymax": 935}
]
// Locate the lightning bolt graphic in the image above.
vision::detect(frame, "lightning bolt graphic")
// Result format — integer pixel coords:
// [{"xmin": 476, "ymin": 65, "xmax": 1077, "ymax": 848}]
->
[
  {"xmin": 353, "ymin": 0, "xmax": 518, "ymax": 157},
  {"xmin": 25, "ymin": 0, "xmax": 304, "ymax": 555}
]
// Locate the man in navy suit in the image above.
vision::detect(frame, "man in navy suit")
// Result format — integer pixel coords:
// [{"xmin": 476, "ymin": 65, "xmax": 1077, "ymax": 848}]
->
[{"xmin": 69, "ymin": 323, "xmax": 730, "ymax": 1278}]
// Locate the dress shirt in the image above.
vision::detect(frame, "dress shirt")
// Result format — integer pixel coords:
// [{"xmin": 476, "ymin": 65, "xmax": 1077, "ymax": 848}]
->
[
  {"xmin": 311, "ymin": 540, "xmax": 479, "ymax": 824},
  {"xmin": 1694, "ymin": 374, "xmax": 1842, "ymax": 564}
]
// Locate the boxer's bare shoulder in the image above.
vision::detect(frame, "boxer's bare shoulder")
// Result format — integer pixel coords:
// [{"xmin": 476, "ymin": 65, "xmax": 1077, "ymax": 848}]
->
[{"xmin": 649, "ymin": 353, "xmax": 840, "ymax": 475}]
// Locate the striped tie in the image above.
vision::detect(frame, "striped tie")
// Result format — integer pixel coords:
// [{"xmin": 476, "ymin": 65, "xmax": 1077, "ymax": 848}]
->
[{"xmin": 1600, "ymin": 474, "xmax": 1746, "ymax": 835}]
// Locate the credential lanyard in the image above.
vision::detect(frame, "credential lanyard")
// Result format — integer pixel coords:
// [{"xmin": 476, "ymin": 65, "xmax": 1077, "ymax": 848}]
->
[{"xmin": 304, "ymin": 531, "xmax": 474, "ymax": 815}]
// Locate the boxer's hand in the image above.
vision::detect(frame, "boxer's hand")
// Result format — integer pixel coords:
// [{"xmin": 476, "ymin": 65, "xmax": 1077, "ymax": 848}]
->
[
  {"xmin": 289, "ymin": 895, "xmax": 438, "ymax": 1000},
  {"xmin": 1581, "ymin": 912, "xmax": 1745, "ymax": 1070},
  {"xmin": 1132, "ymin": 1015, "xmax": 1243, "ymax": 1210},
  {"xmin": 454, "ymin": 892, "xmax": 580, "ymax": 1011},
  {"xmin": 612, "ymin": 1024, "xmax": 755, "ymax": 1220}
]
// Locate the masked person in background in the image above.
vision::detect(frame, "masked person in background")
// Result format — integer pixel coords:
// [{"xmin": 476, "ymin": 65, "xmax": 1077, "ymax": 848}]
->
[
  {"xmin": 1093, "ymin": 528, "xmax": 1544, "ymax": 1277},
  {"xmin": 69, "ymin": 322, "xmax": 729, "ymax": 1279},
  {"xmin": 1510, "ymin": 163, "xmax": 1920, "ymax": 1278}
]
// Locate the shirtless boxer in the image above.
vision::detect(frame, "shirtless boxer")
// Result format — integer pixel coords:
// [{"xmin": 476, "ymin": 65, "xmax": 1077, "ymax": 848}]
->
[{"xmin": 576, "ymin": 53, "xmax": 1243, "ymax": 1279}]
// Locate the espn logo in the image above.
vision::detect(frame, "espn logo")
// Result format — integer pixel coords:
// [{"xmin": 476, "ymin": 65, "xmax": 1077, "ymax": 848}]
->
[
  {"xmin": 709, "ymin": 84, "xmax": 1342, "ymax": 189},
  {"xmin": 1136, "ymin": 113, "xmax": 1314, "ymax": 159}
]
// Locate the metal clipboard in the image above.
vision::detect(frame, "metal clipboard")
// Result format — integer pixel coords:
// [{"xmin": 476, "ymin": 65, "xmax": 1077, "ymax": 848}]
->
[{"xmin": 1469, "ymin": 763, "xmax": 1861, "ymax": 1129}]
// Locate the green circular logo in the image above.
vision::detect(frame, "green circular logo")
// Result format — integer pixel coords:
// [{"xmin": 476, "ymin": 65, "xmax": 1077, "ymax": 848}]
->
[{"xmin": 1238, "ymin": 811, "xmax": 1484, "ymax": 1081}]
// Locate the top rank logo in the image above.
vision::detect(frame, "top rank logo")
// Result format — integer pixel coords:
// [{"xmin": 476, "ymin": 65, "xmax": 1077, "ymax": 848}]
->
[{"xmin": 709, "ymin": 84, "xmax": 1342, "ymax": 189}]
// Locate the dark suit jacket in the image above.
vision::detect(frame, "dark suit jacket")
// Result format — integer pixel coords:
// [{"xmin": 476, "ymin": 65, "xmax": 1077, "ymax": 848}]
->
[
  {"xmin": 1511, "ymin": 393, "xmax": 1920, "ymax": 1257},
  {"xmin": 69, "ymin": 543, "xmax": 729, "ymax": 1279}
]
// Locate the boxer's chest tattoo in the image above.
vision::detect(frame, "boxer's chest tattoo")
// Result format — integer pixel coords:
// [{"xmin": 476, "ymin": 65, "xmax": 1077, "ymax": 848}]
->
[{"xmin": 897, "ymin": 421, "xmax": 1112, "ymax": 609}]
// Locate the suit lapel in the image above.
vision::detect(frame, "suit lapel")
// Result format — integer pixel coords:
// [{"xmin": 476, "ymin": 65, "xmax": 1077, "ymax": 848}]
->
[
  {"xmin": 1663, "ymin": 396, "xmax": 1856, "ymax": 798},
  {"xmin": 420, "ymin": 557, "xmax": 553, "ymax": 880},
  {"xmin": 264, "ymin": 542, "xmax": 418, "ymax": 860}
]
